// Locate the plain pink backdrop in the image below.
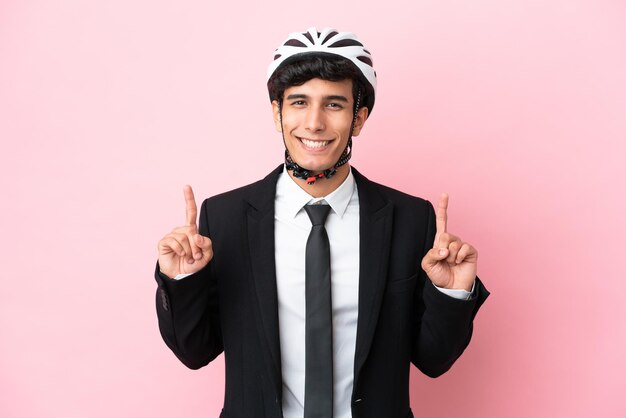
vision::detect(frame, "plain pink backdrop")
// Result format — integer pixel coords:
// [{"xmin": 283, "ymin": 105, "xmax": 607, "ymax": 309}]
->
[{"xmin": 1, "ymin": 0, "xmax": 625, "ymax": 417}]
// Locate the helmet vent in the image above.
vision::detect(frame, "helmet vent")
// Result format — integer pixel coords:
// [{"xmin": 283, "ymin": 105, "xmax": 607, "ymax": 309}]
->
[
  {"xmin": 285, "ymin": 39, "xmax": 307, "ymax": 47},
  {"xmin": 302, "ymin": 31, "xmax": 315, "ymax": 44},
  {"xmin": 274, "ymin": 54, "xmax": 281, "ymax": 60},
  {"xmin": 328, "ymin": 39, "xmax": 363, "ymax": 48},
  {"xmin": 357, "ymin": 56, "xmax": 373, "ymax": 66},
  {"xmin": 321, "ymin": 31, "xmax": 339, "ymax": 44}
]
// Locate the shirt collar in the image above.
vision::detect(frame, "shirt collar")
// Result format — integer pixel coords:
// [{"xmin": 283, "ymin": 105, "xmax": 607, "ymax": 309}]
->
[{"xmin": 276, "ymin": 165, "xmax": 356, "ymax": 219}]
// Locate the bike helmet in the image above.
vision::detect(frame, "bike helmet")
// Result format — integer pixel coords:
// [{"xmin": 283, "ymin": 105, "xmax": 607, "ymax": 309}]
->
[{"xmin": 267, "ymin": 27, "xmax": 377, "ymax": 114}]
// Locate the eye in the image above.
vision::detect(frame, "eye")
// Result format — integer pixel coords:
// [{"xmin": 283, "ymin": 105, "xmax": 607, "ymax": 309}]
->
[
  {"xmin": 327, "ymin": 102, "xmax": 344, "ymax": 109},
  {"xmin": 291, "ymin": 100, "xmax": 306, "ymax": 106}
]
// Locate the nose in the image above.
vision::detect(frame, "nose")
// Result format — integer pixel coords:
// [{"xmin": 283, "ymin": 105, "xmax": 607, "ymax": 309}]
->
[{"xmin": 304, "ymin": 106, "xmax": 325, "ymax": 132}]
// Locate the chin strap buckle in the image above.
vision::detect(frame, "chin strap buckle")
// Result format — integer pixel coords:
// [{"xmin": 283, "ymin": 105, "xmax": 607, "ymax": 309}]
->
[
  {"xmin": 286, "ymin": 151, "xmax": 342, "ymax": 185},
  {"xmin": 306, "ymin": 173, "xmax": 325, "ymax": 185}
]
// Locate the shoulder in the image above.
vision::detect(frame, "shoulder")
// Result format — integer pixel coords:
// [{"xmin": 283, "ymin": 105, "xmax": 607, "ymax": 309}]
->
[
  {"xmin": 200, "ymin": 165, "xmax": 282, "ymax": 213},
  {"xmin": 352, "ymin": 167, "xmax": 433, "ymax": 214},
  {"xmin": 352, "ymin": 167, "xmax": 435, "ymax": 246}
]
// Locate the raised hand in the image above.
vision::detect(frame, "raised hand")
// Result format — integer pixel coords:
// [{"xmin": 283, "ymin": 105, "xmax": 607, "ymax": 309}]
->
[
  {"xmin": 157, "ymin": 185, "xmax": 213, "ymax": 279},
  {"xmin": 421, "ymin": 193, "xmax": 477, "ymax": 292}
]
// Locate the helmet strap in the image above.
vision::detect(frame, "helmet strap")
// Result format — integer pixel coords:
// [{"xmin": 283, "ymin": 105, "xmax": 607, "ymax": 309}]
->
[{"xmin": 280, "ymin": 88, "xmax": 361, "ymax": 185}]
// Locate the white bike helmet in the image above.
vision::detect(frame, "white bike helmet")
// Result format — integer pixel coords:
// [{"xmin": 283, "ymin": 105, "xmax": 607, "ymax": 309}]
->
[{"xmin": 267, "ymin": 27, "xmax": 377, "ymax": 114}]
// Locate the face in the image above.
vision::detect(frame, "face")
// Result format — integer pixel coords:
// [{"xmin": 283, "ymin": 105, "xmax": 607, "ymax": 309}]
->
[{"xmin": 272, "ymin": 78, "xmax": 368, "ymax": 173}]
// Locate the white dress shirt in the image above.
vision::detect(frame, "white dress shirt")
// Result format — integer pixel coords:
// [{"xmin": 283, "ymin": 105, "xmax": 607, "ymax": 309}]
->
[
  {"xmin": 176, "ymin": 165, "xmax": 472, "ymax": 417},
  {"xmin": 275, "ymin": 166, "xmax": 361, "ymax": 418}
]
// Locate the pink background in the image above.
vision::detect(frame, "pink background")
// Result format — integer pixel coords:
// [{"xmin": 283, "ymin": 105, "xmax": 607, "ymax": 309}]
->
[{"xmin": 1, "ymin": 0, "xmax": 625, "ymax": 417}]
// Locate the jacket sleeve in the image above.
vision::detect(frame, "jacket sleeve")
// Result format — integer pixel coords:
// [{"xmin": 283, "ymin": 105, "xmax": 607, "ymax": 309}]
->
[
  {"xmin": 154, "ymin": 199, "xmax": 223, "ymax": 369},
  {"xmin": 411, "ymin": 200, "xmax": 489, "ymax": 377}
]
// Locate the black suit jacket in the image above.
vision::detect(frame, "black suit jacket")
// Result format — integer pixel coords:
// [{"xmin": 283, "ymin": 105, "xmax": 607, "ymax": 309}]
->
[{"xmin": 155, "ymin": 165, "xmax": 489, "ymax": 418}]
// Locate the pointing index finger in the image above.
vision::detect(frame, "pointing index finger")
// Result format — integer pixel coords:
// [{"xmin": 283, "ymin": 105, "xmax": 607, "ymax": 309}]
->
[
  {"xmin": 184, "ymin": 185, "xmax": 198, "ymax": 227},
  {"xmin": 436, "ymin": 192, "xmax": 449, "ymax": 237}
]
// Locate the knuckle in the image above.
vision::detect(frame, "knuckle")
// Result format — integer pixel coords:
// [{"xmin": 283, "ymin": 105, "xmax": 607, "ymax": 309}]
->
[
  {"xmin": 159, "ymin": 236, "xmax": 173, "ymax": 248},
  {"xmin": 174, "ymin": 232, "xmax": 188, "ymax": 243}
]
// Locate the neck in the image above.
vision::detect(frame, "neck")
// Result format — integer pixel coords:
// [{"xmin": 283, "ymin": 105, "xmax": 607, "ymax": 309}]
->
[{"xmin": 288, "ymin": 164, "xmax": 350, "ymax": 198}]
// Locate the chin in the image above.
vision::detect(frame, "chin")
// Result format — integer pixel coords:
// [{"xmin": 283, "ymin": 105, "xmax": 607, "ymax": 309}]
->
[{"xmin": 292, "ymin": 158, "xmax": 334, "ymax": 173}]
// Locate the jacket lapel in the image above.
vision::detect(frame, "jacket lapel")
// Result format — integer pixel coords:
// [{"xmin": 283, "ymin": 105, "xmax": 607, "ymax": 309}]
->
[
  {"xmin": 351, "ymin": 167, "xmax": 394, "ymax": 385},
  {"xmin": 244, "ymin": 165, "xmax": 284, "ymax": 399}
]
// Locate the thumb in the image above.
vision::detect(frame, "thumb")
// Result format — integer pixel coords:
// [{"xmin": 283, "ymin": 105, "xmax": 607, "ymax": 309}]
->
[
  {"xmin": 193, "ymin": 234, "xmax": 213, "ymax": 263},
  {"xmin": 421, "ymin": 247, "xmax": 448, "ymax": 270},
  {"xmin": 194, "ymin": 234, "xmax": 212, "ymax": 250}
]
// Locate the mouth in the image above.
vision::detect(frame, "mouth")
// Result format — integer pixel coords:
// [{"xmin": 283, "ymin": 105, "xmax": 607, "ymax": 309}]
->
[{"xmin": 297, "ymin": 136, "xmax": 334, "ymax": 150}]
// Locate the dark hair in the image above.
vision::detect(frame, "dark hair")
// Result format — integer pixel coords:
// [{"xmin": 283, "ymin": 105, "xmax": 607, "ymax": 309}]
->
[{"xmin": 267, "ymin": 53, "xmax": 372, "ymax": 113}]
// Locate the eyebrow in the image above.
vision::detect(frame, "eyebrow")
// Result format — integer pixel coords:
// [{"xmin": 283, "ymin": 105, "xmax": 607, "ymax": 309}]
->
[{"xmin": 286, "ymin": 93, "xmax": 349, "ymax": 102}]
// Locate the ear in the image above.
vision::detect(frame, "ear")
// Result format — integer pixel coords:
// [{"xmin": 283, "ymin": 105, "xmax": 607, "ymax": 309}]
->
[
  {"xmin": 271, "ymin": 100, "xmax": 282, "ymax": 132},
  {"xmin": 351, "ymin": 106, "xmax": 369, "ymax": 137}
]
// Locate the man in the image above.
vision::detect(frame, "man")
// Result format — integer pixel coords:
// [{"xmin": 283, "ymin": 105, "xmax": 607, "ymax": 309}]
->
[{"xmin": 155, "ymin": 27, "xmax": 489, "ymax": 418}]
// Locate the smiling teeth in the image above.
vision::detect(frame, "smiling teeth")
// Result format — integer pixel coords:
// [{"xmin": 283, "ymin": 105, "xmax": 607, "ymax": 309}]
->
[{"xmin": 301, "ymin": 139, "xmax": 329, "ymax": 148}]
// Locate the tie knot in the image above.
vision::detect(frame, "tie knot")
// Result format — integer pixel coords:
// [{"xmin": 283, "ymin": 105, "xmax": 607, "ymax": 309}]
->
[{"xmin": 304, "ymin": 204, "xmax": 331, "ymax": 226}]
